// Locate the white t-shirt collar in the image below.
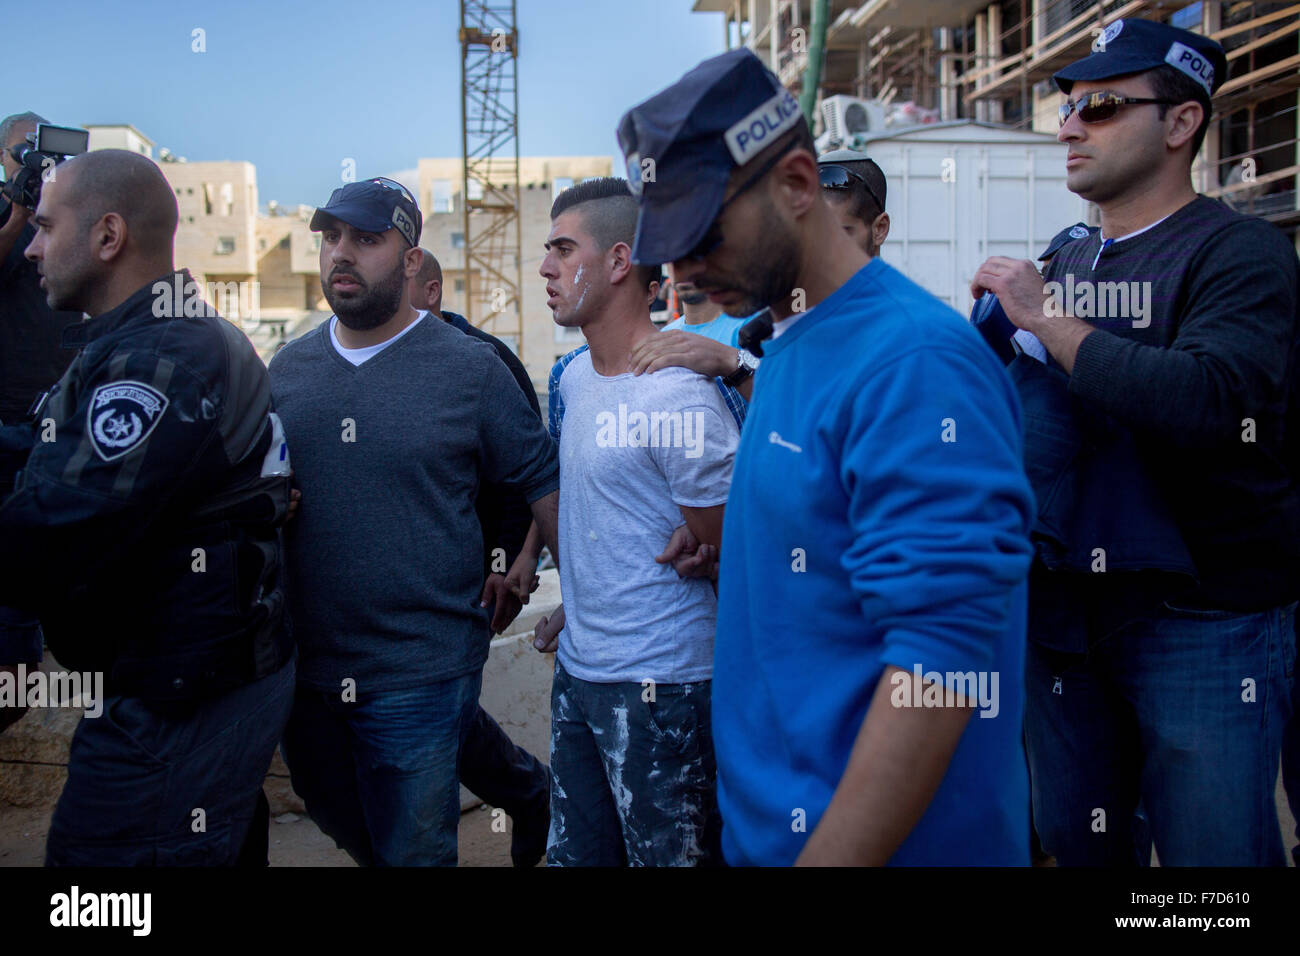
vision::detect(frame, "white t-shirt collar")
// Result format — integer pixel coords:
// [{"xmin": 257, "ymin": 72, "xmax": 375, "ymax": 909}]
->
[{"xmin": 330, "ymin": 310, "xmax": 425, "ymax": 365}]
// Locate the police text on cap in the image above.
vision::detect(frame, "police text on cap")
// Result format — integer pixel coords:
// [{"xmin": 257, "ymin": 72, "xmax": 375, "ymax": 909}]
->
[{"xmin": 725, "ymin": 90, "xmax": 802, "ymax": 166}]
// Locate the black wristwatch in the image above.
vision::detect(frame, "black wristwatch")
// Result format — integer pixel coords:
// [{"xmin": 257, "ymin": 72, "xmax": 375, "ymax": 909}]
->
[{"xmin": 721, "ymin": 349, "xmax": 759, "ymax": 388}]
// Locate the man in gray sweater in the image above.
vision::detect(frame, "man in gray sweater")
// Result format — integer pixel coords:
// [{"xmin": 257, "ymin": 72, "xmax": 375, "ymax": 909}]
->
[{"xmin": 269, "ymin": 178, "xmax": 561, "ymax": 866}]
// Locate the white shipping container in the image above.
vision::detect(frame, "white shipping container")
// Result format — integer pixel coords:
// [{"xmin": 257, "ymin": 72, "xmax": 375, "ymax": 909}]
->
[{"xmin": 856, "ymin": 121, "xmax": 1090, "ymax": 311}]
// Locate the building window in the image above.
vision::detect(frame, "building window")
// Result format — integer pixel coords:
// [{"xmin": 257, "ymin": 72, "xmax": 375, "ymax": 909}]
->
[
  {"xmin": 215, "ymin": 236, "xmax": 236, "ymax": 255},
  {"xmin": 451, "ymin": 232, "xmax": 465, "ymax": 249},
  {"xmin": 311, "ymin": 235, "xmax": 321, "ymax": 251},
  {"xmin": 258, "ymin": 238, "xmax": 267, "ymax": 251},
  {"xmin": 552, "ymin": 177, "xmax": 573, "ymax": 201},
  {"xmin": 467, "ymin": 178, "xmax": 484, "ymax": 202},
  {"xmin": 433, "ymin": 179, "xmax": 453, "ymax": 213},
  {"xmin": 203, "ymin": 183, "xmax": 213, "ymax": 215},
  {"xmin": 279, "ymin": 236, "xmax": 290, "ymax": 249},
  {"xmin": 454, "ymin": 279, "xmax": 465, "ymax": 293}
]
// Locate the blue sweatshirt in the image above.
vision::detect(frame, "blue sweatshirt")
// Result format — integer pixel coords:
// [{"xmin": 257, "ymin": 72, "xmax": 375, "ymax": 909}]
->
[{"xmin": 714, "ymin": 257, "xmax": 1035, "ymax": 866}]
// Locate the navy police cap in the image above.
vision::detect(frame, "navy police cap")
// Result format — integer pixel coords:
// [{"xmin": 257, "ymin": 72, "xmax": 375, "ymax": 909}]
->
[
  {"xmin": 1054, "ymin": 18, "xmax": 1227, "ymax": 99},
  {"xmin": 309, "ymin": 178, "xmax": 422, "ymax": 248},
  {"xmin": 1039, "ymin": 222, "xmax": 1097, "ymax": 261},
  {"xmin": 617, "ymin": 48, "xmax": 807, "ymax": 265}
]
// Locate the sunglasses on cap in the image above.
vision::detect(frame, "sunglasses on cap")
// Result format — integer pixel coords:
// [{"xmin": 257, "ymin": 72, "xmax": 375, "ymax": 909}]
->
[
  {"xmin": 818, "ymin": 164, "xmax": 885, "ymax": 216},
  {"xmin": 323, "ymin": 176, "xmax": 418, "ymax": 208},
  {"xmin": 684, "ymin": 137, "xmax": 801, "ymax": 261},
  {"xmin": 368, "ymin": 176, "xmax": 417, "ymax": 204},
  {"xmin": 1058, "ymin": 91, "xmax": 1179, "ymax": 127}
]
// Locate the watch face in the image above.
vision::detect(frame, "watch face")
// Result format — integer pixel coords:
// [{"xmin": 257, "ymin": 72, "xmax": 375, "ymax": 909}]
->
[{"xmin": 739, "ymin": 350, "xmax": 759, "ymax": 372}]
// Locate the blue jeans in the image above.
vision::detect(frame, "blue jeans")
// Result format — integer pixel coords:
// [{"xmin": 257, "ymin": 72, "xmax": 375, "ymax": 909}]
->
[
  {"xmin": 547, "ymin": 660, "xmax": 721, "ymax": 866},
  {"xmin": 280, "ymin": 669, "xmax": 482, "ymax": 866},
  {"xmin": 1026, "ymin": 600, "xmax": 1296, "ymax": 866},
  {"xmin": 1282, "ymin": 614, "xmax": 1300, "ymax": 865},
  {"xmin": 45, "ymin": 654, "xmax": 295, "ymax": 866}
]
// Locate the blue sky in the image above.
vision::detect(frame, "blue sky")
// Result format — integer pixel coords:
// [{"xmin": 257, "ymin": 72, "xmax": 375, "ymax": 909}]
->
[{"xmin": 15, "ymin": 0, "xmax": 724, "ymax": 207}]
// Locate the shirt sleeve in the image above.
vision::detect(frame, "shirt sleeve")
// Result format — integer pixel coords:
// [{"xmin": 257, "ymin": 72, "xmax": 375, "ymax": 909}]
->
[
  {"xmin": 548, "ymin": 347, "xmax": 585, "ymax": 443},
  {"xmin": 0, "ymin": 349, "xmax": 220, "ymax": 601},
  {"xmin": 649, "ymin": 377, "xmax": 739, "ymax": 509},
  {"xmin": 477, "ymin": 350, "xmax": 559, "ymax": 503},
  {"xmin": 1068, "ymin": 221, "xmax": 1299, "ymax": 447},
  {"xmin": 841, "ymin": 345, "xmax": 1034, "ymax": 679}
]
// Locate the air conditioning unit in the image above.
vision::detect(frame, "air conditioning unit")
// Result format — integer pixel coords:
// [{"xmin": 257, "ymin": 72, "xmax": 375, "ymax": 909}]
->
[{"xmin": 819, "ymin": 95, "xmax": 887, "ymax": 148}]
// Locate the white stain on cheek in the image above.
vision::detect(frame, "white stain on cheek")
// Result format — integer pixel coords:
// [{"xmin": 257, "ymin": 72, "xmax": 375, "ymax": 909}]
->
[
  {"xmin": 572, "ymin": 264, "xmax": 584, "ymax": 287},
  {"xmin": 574, "ymin": 281, "xmax": 590, "ymax": 311}
]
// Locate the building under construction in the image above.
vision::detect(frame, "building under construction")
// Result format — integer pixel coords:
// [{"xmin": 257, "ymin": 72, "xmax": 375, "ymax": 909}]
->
[{"xmin": 696, "ymin": 1, "xmax": 1300, "ymax": 238}]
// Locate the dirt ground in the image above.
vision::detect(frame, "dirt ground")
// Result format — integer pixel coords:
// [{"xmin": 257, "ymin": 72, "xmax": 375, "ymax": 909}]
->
[
  {"xmin": 0, "ymin": 801, "xmax": 527, "ymax": 867},
  {"xmin": 1, "ymin": 777, "xmax": 1293, "ymax": 867}
]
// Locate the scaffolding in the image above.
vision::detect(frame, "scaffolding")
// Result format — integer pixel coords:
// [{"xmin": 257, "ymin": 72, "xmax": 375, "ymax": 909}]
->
[
  {"xmin": 459, "ymin": 0, "xmax": 524, "ymax": 347},
  {"xmin": 703, "ymin": 2, "xmax": 1300, "ymax": 233},
  {"xmin": 961, "ymin": 1, "xmax": 1300, "ymax": 228}
]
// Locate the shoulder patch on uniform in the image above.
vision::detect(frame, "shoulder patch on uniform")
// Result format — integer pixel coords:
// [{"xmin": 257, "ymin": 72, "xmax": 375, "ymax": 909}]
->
[{"xmin": 86, "ymin": 380, "xmax": 169, "ymax": 462}]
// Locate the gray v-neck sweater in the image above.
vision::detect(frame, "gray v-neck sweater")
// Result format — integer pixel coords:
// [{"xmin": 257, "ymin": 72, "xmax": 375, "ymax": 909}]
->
[{"xmin": 269, "ymin": 315, "xmax": 558, "ymax": 692}]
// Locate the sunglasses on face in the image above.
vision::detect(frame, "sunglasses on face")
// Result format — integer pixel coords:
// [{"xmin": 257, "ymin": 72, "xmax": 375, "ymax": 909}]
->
[
  {"xmin": 1058, "ymin": 91, "xmax": 1179, "ymax": 127},
  {"xmin": 684, "ymin": 137, "xmax": 801, "ymax": 261},
  {"xmin": 818, "ymin": 164, "xmax": 885, "ymax": 215}
]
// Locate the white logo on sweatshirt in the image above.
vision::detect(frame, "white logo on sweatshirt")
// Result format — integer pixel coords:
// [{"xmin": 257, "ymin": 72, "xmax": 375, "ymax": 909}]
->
[{"xmin": 769, "ymin": 431, "xmax": 802, "ymax": 453}]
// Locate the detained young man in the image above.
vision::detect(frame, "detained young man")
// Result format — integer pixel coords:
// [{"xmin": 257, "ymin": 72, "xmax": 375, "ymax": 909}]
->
[{"xmin": 533, "ymin": 178, "xmax": 738, "ymax": 866}]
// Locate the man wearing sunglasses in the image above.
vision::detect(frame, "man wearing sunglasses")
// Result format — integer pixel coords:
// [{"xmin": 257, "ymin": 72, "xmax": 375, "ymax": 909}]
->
[
  {"xmin": 269, "ymin": 178, "xmax": 562, "ymax": 866},
  {"xmin": 620, "ymin": 49, "xmax": 1035, "ymax": 866},
  {"xmin": 817, "ymin": 149, "xmax": 890, "ymax": 258},
  {"xmin": 972, "ymin": 19, "xmax": 1300, "ymax": 867}
]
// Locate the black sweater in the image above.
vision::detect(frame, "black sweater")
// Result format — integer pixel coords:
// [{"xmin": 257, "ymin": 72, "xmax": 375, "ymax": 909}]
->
[{"xmin": 1043, "ymin": 196, "xmax": 1300, "ymax": 610}]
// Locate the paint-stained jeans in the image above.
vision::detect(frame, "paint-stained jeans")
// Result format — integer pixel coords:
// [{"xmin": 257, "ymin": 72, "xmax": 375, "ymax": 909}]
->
[
  {"xmin": 1026, "ymin": 600, "xmax": 1296, "ymax": 867},
  {"xmin": 547, "ymin": 660, "xmax": 721, "ymax": 866}
]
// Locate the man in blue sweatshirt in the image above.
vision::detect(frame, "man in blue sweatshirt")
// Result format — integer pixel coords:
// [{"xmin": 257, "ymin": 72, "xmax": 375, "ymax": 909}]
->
[{"xmin": 618, "ymin": 50, "xmax": 1035, "ymax": 865}]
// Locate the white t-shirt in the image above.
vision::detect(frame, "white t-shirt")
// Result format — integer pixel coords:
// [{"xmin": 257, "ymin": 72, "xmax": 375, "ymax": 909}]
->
[
  {"xmin": 556, "ymin": 351, "xmax": 739, "ymax": 683},
  {"xmin": 329, "ymin": 311, "xmax": 425, "ymax": 365}
]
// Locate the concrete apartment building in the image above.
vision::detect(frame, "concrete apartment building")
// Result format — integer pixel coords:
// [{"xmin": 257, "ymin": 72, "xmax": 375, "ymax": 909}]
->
[
  {"xmin": 84, "ymin": 126, "xmax": 326, "ymax": 352},
  {"xmin": 81, "ymin": 127, "xmax": 611, "ymax": 381},
  {"xmin": 697, "ymin": 1, "xmax": 1300, "ymax": 242}
]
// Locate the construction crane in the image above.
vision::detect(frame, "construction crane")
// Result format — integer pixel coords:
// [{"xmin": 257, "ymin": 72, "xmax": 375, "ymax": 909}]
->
[{"xmin": 459, "ymin": 0, "xmax": 523, "ymax": 353}]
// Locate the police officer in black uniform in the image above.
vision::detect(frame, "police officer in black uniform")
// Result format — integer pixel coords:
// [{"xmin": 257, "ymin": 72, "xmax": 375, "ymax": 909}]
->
[{"xmin": 0, "ymin": 148, "xmax": 295, "ymax": 866}]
